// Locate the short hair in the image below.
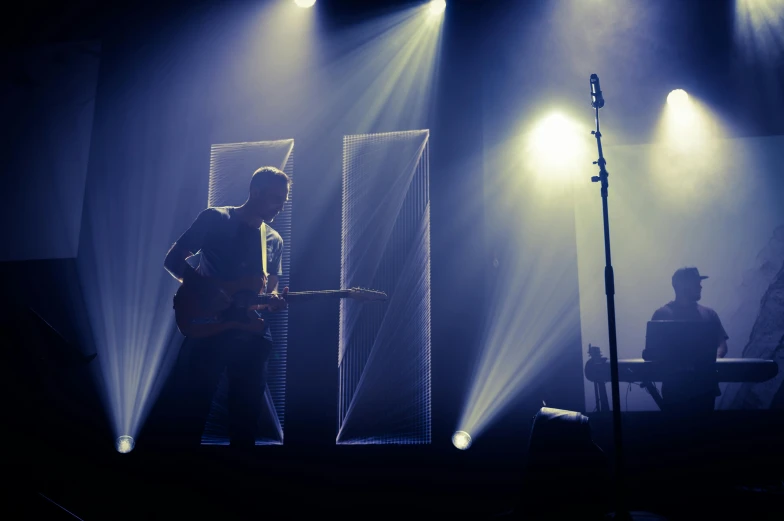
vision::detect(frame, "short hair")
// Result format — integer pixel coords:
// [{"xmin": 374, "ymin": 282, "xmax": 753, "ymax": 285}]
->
[{"xmin": 250, "ymin": 166, "xmax": 291, "ymax": 193}]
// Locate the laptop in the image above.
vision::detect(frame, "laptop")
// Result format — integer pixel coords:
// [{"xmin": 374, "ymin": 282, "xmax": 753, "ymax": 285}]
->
[{"xmin": 642, "ymin": 320, "xmax": 718, "ymax": 365}]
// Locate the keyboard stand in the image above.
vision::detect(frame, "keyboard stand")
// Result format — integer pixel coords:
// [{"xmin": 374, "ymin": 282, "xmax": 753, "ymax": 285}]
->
[{"xmin": 639, "ymin": 381, "xmax": 665, "ymax": 411}]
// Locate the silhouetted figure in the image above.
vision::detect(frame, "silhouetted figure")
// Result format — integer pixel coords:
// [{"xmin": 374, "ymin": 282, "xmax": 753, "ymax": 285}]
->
[
  {"xmin": 770, "ymin": 335, "xmax": 784, "ymax": 409},
  {"xmin": 650, "ymin": 267, "xmax": 729, "ymax": 414},
  {"xmin": 143, "ymin": 166, "xmax": 290, "ymax": 452}
]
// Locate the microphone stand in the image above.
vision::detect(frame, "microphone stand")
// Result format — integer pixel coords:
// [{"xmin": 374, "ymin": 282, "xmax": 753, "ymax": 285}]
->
[{"xmin": 589, "ymin": 77, "xmax": 630, "ymax": 520}]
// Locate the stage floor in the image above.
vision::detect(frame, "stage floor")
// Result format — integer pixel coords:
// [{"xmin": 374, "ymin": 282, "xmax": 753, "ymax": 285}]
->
[{"xmin": 7, "ymin": 411, "xmax": 784, "ymax": 520}]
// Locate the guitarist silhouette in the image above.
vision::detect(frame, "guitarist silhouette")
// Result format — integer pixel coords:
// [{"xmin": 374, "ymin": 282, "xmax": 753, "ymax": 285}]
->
[{"xmin": 144, "ymin": 166, "xmax": 291, "ymax": 451}]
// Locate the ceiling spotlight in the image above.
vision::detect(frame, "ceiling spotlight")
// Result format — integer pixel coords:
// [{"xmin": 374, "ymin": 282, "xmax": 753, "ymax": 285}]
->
[
  {"xmin": 429, "ymin": 0, "xmax": 447, "ymax": 15},
  {"xmin": 295, "ymin": 0, "xmax": 316, "ymax": 8},
  {"xmin": 667, "ymin": 89, "xmax": 690, "ymax": 108}
]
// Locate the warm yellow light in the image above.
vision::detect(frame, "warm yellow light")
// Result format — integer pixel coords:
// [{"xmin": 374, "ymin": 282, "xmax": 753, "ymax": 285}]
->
[
  {"xmin": 652, "ymin": 92, "xmax": 729, "ymax": 204},
  {"xmin": 528, "ymin": 112, "xmax": 586, "ymax": 173},
  {"xmin": 429, "ymin": 0, "xmax": 446, "ymax": 15},
  {"xmin": 667, "ymin": 89, "xmax": 690, "ymax": 108},
  {"xmin": 294, "ymin": 0, "xmax": 316, "ymax": 8}
]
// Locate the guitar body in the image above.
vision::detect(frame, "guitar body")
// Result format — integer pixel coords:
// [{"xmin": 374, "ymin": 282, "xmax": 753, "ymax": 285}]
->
[
  {"xmin": 173, "ymin": 276, "xmax": 387, "ymax": 339},
  {"xmin": 173, "ymin": 275, "xmax": 266, "ymax": 339},
  {"xmin": 175, "ymin": 317, "xmax": 265, "ymax": 340}
]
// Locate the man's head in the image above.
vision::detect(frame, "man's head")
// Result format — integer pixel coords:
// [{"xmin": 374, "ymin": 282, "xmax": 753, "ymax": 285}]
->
[
  {"xmin": 671, "ymin": 266, "xmax": 709, "ymax": 302},
  {"xmin": 248, "ymin": 166, "xmax": 291, "ymax": 223}
]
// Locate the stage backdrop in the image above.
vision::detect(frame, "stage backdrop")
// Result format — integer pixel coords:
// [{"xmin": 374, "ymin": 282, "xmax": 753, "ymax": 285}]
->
[{"xmin": 0, "ymin": 41, "xmax": 100, "ymax": 261}]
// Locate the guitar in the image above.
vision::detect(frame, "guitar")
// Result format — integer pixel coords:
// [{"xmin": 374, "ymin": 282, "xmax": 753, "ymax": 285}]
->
[{"xmin": 173, "ymin": 274, "xmax": 387, "ymax": 339}]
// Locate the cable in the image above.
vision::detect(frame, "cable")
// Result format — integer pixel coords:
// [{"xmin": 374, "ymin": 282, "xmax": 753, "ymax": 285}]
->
[
  {"xmin": 37, "ymin": 493, "xmax": 85, "ymax": 521},
  {"xmin": 625, "ymin": 382, "xmax": 632, "ymax": 411}
]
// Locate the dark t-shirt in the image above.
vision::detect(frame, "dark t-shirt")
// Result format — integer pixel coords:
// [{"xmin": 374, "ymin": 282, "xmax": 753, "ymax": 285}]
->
[
  {"xmin": 650, "ymin": 301, "xmax": 728, "ymax": 398},
  {"xmin": 651, "ymin": 301, "xmax": 728, "ymax": 342},
  {"xmin": 175, "ymin": 206, "xmax": 283, "ymax": 341},
  {"xmin": 176, "ymin": 206, "xmax": 283, "ymax": 280}
]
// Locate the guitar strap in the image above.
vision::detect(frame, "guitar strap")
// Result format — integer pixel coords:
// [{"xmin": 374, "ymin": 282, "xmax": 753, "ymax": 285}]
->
[{"xmin": 260, "ymin": 222, "xmax": 268, "ymax": 279}]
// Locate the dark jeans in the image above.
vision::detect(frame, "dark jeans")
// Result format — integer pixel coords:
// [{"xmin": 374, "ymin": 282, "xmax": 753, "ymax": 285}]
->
[
  {"xmin": 144, "ymin": 330, "xmax": 272, "ymax": 450},
  {"xmin": 660, "ymin": 382, "xmax": 717, "ymax": 454},
  {"xmin": 662, "ymin": 374, "xmax": 719, "ymax": 414}
]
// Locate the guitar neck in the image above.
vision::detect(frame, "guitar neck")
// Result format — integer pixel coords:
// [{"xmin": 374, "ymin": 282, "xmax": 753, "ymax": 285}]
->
[{"xmin": 256, "ymin": 290, "xmax": 352, "ymax": 303}]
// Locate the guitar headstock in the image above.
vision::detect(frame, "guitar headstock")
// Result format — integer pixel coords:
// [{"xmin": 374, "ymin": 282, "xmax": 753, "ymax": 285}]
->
[{"xmin": 347, "ymin": 287, "xmax": 388, "ymax": 302}]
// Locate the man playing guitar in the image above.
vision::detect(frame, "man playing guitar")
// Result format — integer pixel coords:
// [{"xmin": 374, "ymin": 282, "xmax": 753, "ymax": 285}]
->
[{"xmin": 145, "ymin": 166, "xmax": 290, "ymax": 451}]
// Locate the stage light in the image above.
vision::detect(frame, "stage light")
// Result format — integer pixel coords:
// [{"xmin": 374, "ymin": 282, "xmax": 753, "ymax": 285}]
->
[
  {"xmin": 734, "ymin": 0, "xmax": 784, "ymax": 61},
  {"xmin": 667, "ymin": 89, "xmax": 690, "ymax": 108},
  {"xmin": 653, "ymin": 90, "xmax": 729, "ymax": 200},
  {"xmin": 519, "ymin": 407, "xmax": 610, "ymax": 518},
  {"xmin": 116, "ymin": 435, "xmax": 135, "ymax": 454},
  {"xmin": 452, "ymin": 430, "xmax": 472, "ymax": 450},
  {"xmin": 526, "ymin": 112, "xmax": 587, "ymax": 176},
  {"xmin": 532, "ymin": 113, "xmax": 573, "ymax": 151},
  {"xmin": 294, "ymin": 0, "xmax": 316, "ymax": 8},
  {"xmin": 429, "ymin": 0, "xmax": 446, "ymax": 15}
]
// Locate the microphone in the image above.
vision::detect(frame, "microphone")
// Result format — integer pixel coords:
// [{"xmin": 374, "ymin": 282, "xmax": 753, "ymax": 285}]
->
[{"xmin": 590, "ymin": 74, "xmax": 605, "ymax": 109}]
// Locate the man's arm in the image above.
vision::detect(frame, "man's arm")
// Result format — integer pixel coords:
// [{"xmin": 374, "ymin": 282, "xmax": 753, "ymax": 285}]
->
[
  {"xmin": 717, "ymin": 339, "xmax": 728, "ymax": 358},
  {"xmin": 166, "ymin": 209, "xmax": 231, "ymax": 312},
  {"xmin": 164, "ymin": 243, "xmax": 199, "ymax": 283},
  {"xmin": 266, "ymin": 274, "xmax": 280, "ymax": 294},
  {"xmin": 261, "ymin": 234, "xmax": 287, "ymax": 310},
  {"xmin": 713, "ymin": 309, "xmax": 729, "ymax": 359},
  {"xmin": 164, "ymin": 209, "xmax": 215, "ymax": 283},
  {"xmin": 264, "ymin": 232, "xmax": 284, "ymax": 294},
  {"xmin": 261, "ymin": 274, "xmax": 288, "ymax": 311}
]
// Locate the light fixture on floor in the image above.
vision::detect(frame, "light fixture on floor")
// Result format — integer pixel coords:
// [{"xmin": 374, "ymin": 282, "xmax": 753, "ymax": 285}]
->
[{"xmin": 116, "ymin": 435, "xmax": 135, "ymax": 453}]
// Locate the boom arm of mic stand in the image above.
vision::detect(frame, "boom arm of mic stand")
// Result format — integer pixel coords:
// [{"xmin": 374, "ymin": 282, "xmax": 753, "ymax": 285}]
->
[{"xmin": 590, "ymin": 103, "xmax": 629, "ymax": 519}]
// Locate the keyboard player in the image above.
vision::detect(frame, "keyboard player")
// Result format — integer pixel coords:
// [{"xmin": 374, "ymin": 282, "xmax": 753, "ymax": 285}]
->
[{"xmin": 650, "ymin": 267, "xmax": 729, "ymax": 413}]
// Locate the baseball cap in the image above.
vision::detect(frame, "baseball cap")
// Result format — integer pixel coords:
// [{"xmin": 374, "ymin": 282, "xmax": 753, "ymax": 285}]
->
[{"xmin": 672, "ymin": 266, "xmax": 709, "ymax": 286}]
